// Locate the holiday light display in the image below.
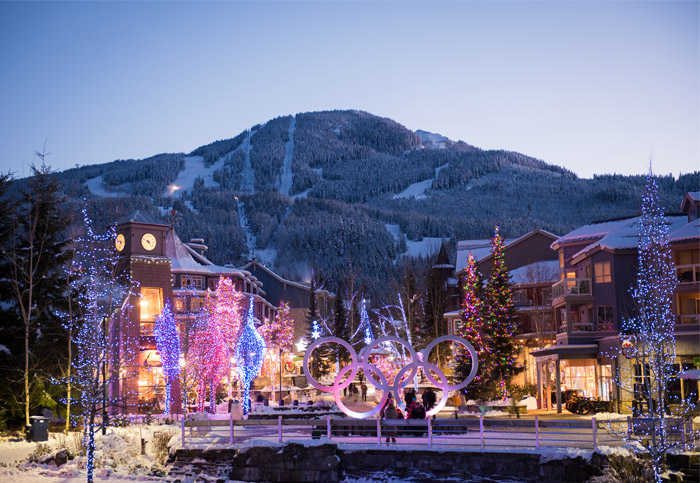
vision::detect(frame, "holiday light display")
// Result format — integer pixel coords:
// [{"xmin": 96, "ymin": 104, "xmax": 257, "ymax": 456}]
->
[
  {"xmin": 71, "ymin": 207, "xmax": 132, "ymax": 483},
  {"xmin": 360, "ymin": 298, "xmax": 374, "ymax": 345},
  {"xmin": 212, "ymin": 276, "xmax": 244, "ymax": 351},
  {"xmin": 482, "ymin": 226, "xmax": 519, "ymax": 399},
  {"xmin": 187, "ymin": 294, "xmax": 229, "ymax": 412},
  {"xmin": 617, "ymin": 171, "xmax": 680, "ymax": 482},
  {"xmin": 456, "ymin": 254, "xmax": 484, "ymax": 388},
  {"xmin": 235, "ymin": 296, "xmax": 266, "ymax": 416},
  {"xmin": 260, "ymin": 301, "xmax": 294, "ymax": 399},
  {"xmin": 153, "ymin": 300, "xmax": 180, "ymax": 413}
]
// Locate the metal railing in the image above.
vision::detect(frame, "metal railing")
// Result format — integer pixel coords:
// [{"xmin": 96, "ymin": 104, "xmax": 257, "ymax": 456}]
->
[
  {"xmin": 180, "ymin": 415, "xmax": 675, "ymax": 450},
  {"xmin": 552, "ymin": 278, "xmax": 592, "ymax": 300},
  {"xmin": 676, "ymin": 264, "xmax": 700, "ymax": 284}
]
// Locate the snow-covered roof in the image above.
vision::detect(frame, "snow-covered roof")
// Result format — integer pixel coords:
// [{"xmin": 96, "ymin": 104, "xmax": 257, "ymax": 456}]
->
[
  {"xmin": 669, "ymin": 218, "xmax": 700, "ymax": 243},
  {"xmin": 455, "ymin": 239, "xmax": 493, "ymax": 272},
  {"xmin": 509, "ymin": 260, "xmax": 560, "ymax": 285},
  {"xmin": 567, "ymin": 215, "xmax": 690, "ymax": 262},
  {"xmin": 118, "ymin": 210, "xmax": 169, "ymax": 227},
  {"xmin": 552, "ymin": 217, "xmax": 635, "ymax": 248},
  {"xmin": 686, "ymin": 191, "xmax": 700, "ymax": 202}
]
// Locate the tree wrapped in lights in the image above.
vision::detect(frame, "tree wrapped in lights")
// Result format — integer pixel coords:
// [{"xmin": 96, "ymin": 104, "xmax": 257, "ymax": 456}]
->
[
  {"xmin": 153, "ymin": 300, "xmax": 180, "ymax": 414},
  {"xmin": 212, "ymin": 276, "xmax": 244, "ymax": 352},
  {"xmin": 188, "ymin": 295, "xmax": 229, "ymax": 412},
  {"xmin": 235, "ymin": 297, "xmax": 266, "ymax": 416},
  {"xmin": 260, "ymin": 301, "xmax": 294, "ymax": 399},
  {"xmin": 71, "ymin": 207, "xmax": 131, "ymax": 483},
  {"xmin": 481, "ymin": 226, "xmax": 520, "ymax": 400},
  {"xmin": 611, "ymin": 171, "xmax": 685, "ymax": 482},
  {"xmin": 360, "ymin": 298, "xmax": 374, "ymax": 345},
  {"xmin": 455, "ymin": 254, "xmax": 487, "ymax": 398}
]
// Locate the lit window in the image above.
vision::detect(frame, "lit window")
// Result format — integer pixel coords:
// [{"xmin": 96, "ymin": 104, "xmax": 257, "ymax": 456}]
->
[
  {"xmin": 594, "ymin": 262, "xmax": 611, "ymax": 283},
  {"xmin": 140, "ymin": 288, "xmax": 163, "ymax": 322},
  {"xmin": 182, "ymin": 275, "xmax": 203, "ymax": 289},
  {"xmin": 174, "ymin": 298, "xmax": 184, "ymax": 312}
]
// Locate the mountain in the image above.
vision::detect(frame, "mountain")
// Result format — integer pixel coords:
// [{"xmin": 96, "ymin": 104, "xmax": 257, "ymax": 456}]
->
[{"xmin": 38, "ymin": 110, "xmax": 698, "ymax": 297}]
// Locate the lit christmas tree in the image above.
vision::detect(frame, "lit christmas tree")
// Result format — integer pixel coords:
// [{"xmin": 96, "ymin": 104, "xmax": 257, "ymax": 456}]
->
[
  {"xmin": 260, "ymin": 301, "xmax": 294, "ymax": 400},
  {"xmin": 212, "ymin": 276, "xmax": 244, "ymax": 352},
  {"xmin": 481, "ymin": 226, "xmax": 520, "ymax": 400},
  {"xmin": 153, "ymin": 300, "xmax": 180, "ymax": 414},
  {"xmin": 235, "ymin": 296, "xmax": 266, "ymax": 416},
  {"xmin": 455, "ymin": 254, "xmax": 486, "ymax": 397}
]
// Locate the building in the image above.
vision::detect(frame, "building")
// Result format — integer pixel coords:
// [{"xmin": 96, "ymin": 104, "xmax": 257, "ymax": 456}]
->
[
  {"xmin": 110, "ymin": 211, "xmax": 277, "ymax": 413},
  {"xmin": 531, "ymin": 193, "xmax": 700, "ymax": 412}
]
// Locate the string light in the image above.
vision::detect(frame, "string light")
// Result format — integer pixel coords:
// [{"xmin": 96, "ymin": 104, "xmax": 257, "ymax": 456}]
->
[
  {"xmin": 153, "ymin": 299, "xmax": 180, "ymax": 413},
  {"xmin": 235, "ymin": 296, "xmax": 266, "ymax": 416},
  {"xmin": 360, "ymin": 298, "xmax": 374, "ymax": 345},
  {"xmin": 456, "ymin": 253, "xmax": 484, "ymax": 390}
]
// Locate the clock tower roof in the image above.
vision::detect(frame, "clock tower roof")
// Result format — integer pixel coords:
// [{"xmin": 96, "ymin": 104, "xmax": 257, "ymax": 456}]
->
[{"xmin": 118, "ymin": 210, "xmax": 169, "ymax": 228}]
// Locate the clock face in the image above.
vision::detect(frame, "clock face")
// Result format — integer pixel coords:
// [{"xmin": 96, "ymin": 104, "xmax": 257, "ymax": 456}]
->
[
  {"xmin": 141, "ymin": 233, "xmax": 157, "ymax": 251},
  {"xmin": 115, "ymin": 234, "xmax": 125, "ymax": 252}
]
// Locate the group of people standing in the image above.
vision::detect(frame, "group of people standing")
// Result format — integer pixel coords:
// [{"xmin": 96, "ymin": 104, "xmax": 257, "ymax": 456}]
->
[{"xmin": 380, "ymin": 387, "xmax": 438, "ymax": 444}]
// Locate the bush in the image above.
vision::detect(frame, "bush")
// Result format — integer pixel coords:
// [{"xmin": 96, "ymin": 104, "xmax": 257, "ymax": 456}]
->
[
  {"xmin": 588, "ymin": 454, "xmax": 656, "ymax": 483},
  {"xmin": 152, "ymin": 430, "xmax": 175, "ymax": 466}
]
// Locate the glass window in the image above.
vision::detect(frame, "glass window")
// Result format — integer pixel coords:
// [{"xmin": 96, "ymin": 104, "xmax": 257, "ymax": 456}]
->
[
  {"xmin": 140, "ymin": 288, "xmax": 163, "ymax": 322},
  {"xmin": 597, "ymin": 305, "xmax": 614, "ymax": 331},
  {"xmin": 174, "ymin": 298, "xmax": 184, "ymax": 312},
  {"xmin": 182, "ymin": 275, "xmax": 204, "ymax": 289},
  {"xmin": 594, "ymin": 262, "xmax": 611, "ymax": 283}
]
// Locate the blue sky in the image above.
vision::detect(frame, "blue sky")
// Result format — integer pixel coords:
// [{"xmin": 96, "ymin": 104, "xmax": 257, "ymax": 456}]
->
[{"xmin": 1, "ymin": 1, "xmax": 697, "ymax": 179}]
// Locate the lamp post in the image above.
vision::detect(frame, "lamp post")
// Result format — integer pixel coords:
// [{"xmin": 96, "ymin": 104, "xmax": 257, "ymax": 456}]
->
[
  {"xmin": 179, "ymin": 356, "xmax": 186, "ymax": 415},
  {"xmin": 102, "ymin": 316, "xmax": 107, "ymax": 435},
  {"xmin": 279, "ymin": 349, "xmax": 283, "ymax": 404}
]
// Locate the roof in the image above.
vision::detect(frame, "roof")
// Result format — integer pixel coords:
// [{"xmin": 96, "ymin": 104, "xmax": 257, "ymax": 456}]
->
[
  {"xmin": 669, "ymin": 218, "xmax": 700, "ymax": 243},
  {"xmin": 529, "ymin": 344, "xmax": 599, "ymax": 360},
  {"xmin": 567, "ymin": 214, "xmax": 689, "ymax": 262},
  {"xmin": 241, "ymin": 259, "xmax": 333, "ymax": 297},
  {"xmin": 456, "ymin": 230, "xmax": 558, "ymax": 273},
  {"xmin": 681, "ymin": 191, "xmax": 700, "ymax": 212},
  {"xmin": 433, "ymin": 243, "xmax": 454, "ymax": 269},
  {"xmin": 118, "ymin": 210, "xmax": 169, "ymax": 227},
  {"xmin": 509, "ymin": 260, "xmax": 560, "ymax": 285}
]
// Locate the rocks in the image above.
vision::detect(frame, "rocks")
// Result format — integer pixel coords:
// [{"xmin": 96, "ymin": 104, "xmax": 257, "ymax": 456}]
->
[
  {"xmin": 230, "ymin": 442, "xmax": 340, "ymax": 482},
  {"xmin": 38, "ymin": 448, "xmax": 70, "ymax": 467}
]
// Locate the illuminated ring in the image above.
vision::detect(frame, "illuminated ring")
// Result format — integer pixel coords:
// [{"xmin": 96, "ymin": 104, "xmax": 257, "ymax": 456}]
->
[
  {"xmin": 361, "ymin": 336, "xmax": 420, "ymax": 392},
  {"xmin": 419, "ymin": 362, "xmax": 450, "ymax": 416},
  {"xmin": 333, "ymin": 363, "xmax": 389, "ymax": 419},
  {"xmin": 303, "ymin": 337, "xmax": 358, "ymax": 393},
  {"xmin": 422, "ymin": 335, "xmax": 478, "ymax": 392}
]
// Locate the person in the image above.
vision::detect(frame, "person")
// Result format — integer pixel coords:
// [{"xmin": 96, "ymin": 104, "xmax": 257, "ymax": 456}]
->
[
  {"xmin": 383, "ymin": 400, "xmax": 398, "ymax": 444},
  {"xmin": 380, "ymin": 392, "xmax": 394, "ymax": 418},
  {"xmin": 404, "ymin": 388, "xmax": 416, "ymax": 407},
  {"xmin": 354, "ymin": 384, "xmax": 359, "ymax": 402},
  {"xmin": 409, "ymin": 400, "xmax": 426, "ymax": 419},
  {"xmin": 361, "ymin": 383, "xmax": 368, "ymax": 402},
  {"xmin": 422, "ymin": 388, "xmax": 436, "ymax": 412}
]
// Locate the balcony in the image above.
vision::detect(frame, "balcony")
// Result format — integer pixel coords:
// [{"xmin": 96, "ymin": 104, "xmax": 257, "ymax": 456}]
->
[
  {"xmin": 678, "ymin": 314, "xmax": 700, "ymax": 325},
  {"xmin": 552, "ymin": 278, "xmax": 592, "ymax": 305},
  {"xmin": 676, "ymin": 264, "xmax": 700, "ymax": 284}
]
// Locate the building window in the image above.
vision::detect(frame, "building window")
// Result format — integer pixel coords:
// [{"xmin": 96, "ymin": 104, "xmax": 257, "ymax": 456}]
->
[
  {"xmin": 678, "ymin": 294, "xmax": 700, "ymax": 324},
  {"xmin": 191, "ymin": 297, "xmax": 204, "ymax": 312},
  {"xmin": 182, "ymin": 274, "xmax": 204, "ymax": 289},
  {"xmin": 597, "ymin": 305, "xmax": 614, "ymax": 331},
  {"xmin": 594, "ymin": 262, "xmax": 611, "ymax": 283},
  {"xmin": 140, "ymin": 288, "xmax": 163, "ymax": 322},
  {"xmin": 174, "ymin": 298, "xmax": 185, "ymax": 312}
]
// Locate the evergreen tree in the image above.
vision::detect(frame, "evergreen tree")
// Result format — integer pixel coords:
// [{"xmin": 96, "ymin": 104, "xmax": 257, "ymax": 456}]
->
[
  {"xmin": 306, "ymin": 276, "xmax": 332, "ymax": 377},
  {"xmin": 306, "ymin": 277, "xmax": 318, "ymax": 340},
  {"xmin": 332, "ymin": 288, "xmax": 350, "ymax": 364},
  {"xmin": 455, "ymin": 254, "xmax": 488, "ymax": 399},
  {"xmin": 481, "ymin": 226, "xmax": 521, "ymax": 400},
  {"xmin": 2, "ymin": 161, "xmax": 70, "ymax": 426}
]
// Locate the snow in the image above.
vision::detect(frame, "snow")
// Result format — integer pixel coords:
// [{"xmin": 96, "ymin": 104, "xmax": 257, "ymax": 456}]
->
[
  {"xmin": 669, "ymin": 218, "xmax": 700, "ymax": 243},
  {"xmin": 164, "ymin": 155, "xmax": 224, "ymax": 197},
  {"xmin": 416, "ymin": 130, "xmax": 451, "ymax": 149},
  {"xmin": 0, "ymin": 344, "xmax": 10, "ymax": 355},
  {"xmin": 538, "ymin": 446, "xmax": 593, "ymax": 463},
  {"xmin": 279, "ymin": 115, "xmax": 295, "ymax": 196},
  {"xmin": 509, "ymin": 261, "xmax": 560, "ymax": 285},
  {"xmin": 84, "ymin": 176, "xmax": 129, "ymax": 198},
  {"xmin": 385, "ymin": 224, "xmax": 443, "ymax": 258},
  {"xmin": 240, "ymin": 128, "xmax": 256, "ymax": 192},
  {"xmin": 455, "ymin": 239, "xmax": 493, "ymax": 272},
  {"xmin": 292, "ymin": 188, "xmax": 310, "ymax": 200},
  {"xmin": 393, "ymin": 163, "xmax": 448, "ymax": 200}
]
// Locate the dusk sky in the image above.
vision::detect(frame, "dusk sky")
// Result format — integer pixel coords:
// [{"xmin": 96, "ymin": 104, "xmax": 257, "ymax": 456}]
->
[{"xmin": 1, "ymin": 1, "xmax": 697, "ymax": 179}]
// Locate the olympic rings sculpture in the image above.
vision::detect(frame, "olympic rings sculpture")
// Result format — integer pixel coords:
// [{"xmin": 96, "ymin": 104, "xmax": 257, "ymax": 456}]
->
[{"xmin": 302, "ymin": 335, "xmax": 478, "ymax": 419}]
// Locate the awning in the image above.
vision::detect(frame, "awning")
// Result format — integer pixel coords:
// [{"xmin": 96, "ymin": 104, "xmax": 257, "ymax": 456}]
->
[{"xmin": 530, "ymin": 344, "xmax": 599, "ymax": 361}]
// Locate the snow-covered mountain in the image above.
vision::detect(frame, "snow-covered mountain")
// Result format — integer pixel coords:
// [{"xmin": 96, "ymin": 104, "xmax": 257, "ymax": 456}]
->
[{"xmin": 49, "ymin": 109, "xmax": 697, "ymax": 297}]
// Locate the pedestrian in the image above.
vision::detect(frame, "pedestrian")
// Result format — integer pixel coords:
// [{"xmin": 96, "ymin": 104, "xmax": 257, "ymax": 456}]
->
[
  {"xmin": 422, "ymin": 387, "xmax": 436, "ymax": 412},
  {"xmin": 404, "ymin": 388, "xmax": 416, "ymax": 407},
  {"xmin": 353, "ymin": 384, "xmax": 359, "ymax": 402},
  {"xmin": 383, "ymin": 400, "xmax": 399, "ymax": 444},
  {"xmin": 361, "ymin": 382, "xmax": 367, "ymax": 402}
]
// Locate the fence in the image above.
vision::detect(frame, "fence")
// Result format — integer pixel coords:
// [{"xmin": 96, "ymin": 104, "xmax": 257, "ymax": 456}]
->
[{"xmin": 182, "ymin": 414, "xmax": 691, "ymax": 450}]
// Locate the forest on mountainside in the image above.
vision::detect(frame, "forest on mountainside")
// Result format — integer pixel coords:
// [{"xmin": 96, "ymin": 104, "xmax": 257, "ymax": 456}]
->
[{"xmin": 10, "ymin": 109, "xmax": 697, "ymax": 299}]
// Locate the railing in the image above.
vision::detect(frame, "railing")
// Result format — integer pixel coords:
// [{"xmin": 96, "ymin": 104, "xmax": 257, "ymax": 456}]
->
[
  {"xmin": 676, "ymin": 264, "xmax": 700, "ymax": 284},
  {"xmin": 678, "ymin": 314, "xmax": 700, "ymax": 325},
  {"xmin": 552, "ymin": 278, "xmax": 592, "ymax": 301},
  {"xmin": 180, "ymin": 415, "xmax": 637, "ymax": 450}
]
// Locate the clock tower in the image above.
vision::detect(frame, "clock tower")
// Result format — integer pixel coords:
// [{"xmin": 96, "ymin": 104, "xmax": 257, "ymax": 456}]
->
[{"xmin": 113, "ymin": 210, "xmax": 180, "ymax": 413}]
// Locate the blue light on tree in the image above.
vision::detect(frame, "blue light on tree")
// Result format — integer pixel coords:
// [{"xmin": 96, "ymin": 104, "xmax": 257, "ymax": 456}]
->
[
  {"xmin": 361, "ymin": 298, "xmax": 374, "ymax": 345},
  {"xmin": 235, "ymin": 296, "xmax": 266, "ymax": 416},
  {"xmin": 154, "ymin": 299, "xmax": 180, "ymax": 414}
]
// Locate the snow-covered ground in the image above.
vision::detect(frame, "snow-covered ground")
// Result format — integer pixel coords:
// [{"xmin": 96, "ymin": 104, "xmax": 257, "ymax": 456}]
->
[
  {"xmin": 385, "ymin": 224, "xmax": 443, "ymax": 258},
  {"xmin": 84, "ymin": 176, "xmax": 130, "ymax": 198},
  {"xmin": 239, "ymin": 129, "xmax": 256, "ymax": 193},
  {"xmin": 164, "ymin": 155, "xmax": 224, "ymax": 197},
  {"xmin": 393, "ymin": 163, "xmax": 448, "ymax": 200},
  {"xmin": 279, "ymin": 116, "xmax": 295, "ymax": 196}
]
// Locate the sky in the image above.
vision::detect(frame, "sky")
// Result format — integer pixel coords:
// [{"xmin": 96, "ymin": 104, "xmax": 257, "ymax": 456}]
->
[{"xmin": 0, "ymin": 1, "xmax": 698, "ymax": 179}]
